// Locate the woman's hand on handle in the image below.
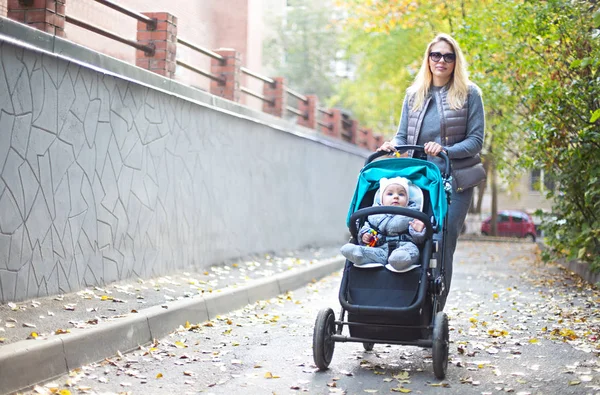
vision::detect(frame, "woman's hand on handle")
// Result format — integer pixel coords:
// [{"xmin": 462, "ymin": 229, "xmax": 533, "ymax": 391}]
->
[
  {"xmin": 377, "ymin": 141, "xmax": 397, "ymax": 153},
  {"xmin": 423, "ymin": 141, "xmax": 446, "ymax": 157}
]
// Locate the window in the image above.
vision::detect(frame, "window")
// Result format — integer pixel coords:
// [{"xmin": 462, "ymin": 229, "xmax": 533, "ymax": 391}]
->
[
  {"xmin": 498, "ymin": 214, "xmax": 509, "ymax": 223},
  {"xmin": 530, "ymin": 169, "xmax": 555, "ymax": 192}
]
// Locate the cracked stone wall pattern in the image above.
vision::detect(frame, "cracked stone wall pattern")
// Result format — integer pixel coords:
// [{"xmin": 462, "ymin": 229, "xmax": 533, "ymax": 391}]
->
[{"xmin": 0, "ymin": 41, "xmax": 362, "ymax": 303}]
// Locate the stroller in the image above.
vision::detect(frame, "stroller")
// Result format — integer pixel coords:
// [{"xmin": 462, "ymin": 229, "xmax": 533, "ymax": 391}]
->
[{"xmin": 312, "ymin": 145, "xmax": 452, "ymax": 379}]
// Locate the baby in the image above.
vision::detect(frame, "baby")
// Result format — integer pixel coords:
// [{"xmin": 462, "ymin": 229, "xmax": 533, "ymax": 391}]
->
[{"xmin": 341, "ymin": 177, "xmax": 426, "ymax": 273}]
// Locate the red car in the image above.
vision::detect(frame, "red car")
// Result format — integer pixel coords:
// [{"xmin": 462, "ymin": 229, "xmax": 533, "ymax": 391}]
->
[{"xmin": 480, "ymin": 210, "xmax": 537, "ymax": 241}]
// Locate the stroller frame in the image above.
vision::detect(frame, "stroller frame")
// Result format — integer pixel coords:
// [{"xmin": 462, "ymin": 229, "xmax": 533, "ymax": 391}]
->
[{"xmin": 313, "ymin": 145, "xmax": 453, "ymax": 379}]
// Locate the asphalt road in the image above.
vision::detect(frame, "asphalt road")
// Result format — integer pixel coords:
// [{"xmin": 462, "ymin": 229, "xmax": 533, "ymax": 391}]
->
[{"xmin": 22, "ymin": 241, "xmax": 600, "ymax": 395}]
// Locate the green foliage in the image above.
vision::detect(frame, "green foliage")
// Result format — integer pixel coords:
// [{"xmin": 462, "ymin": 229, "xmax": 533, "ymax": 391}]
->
[
  {"xmin": 262, "ymin": 0, "xmax": 343, "ymax": 101},
  {"xmin": 329, "ymin": 28, "xmax": 427, "ymax": 135},
  {"xmin": 509, "ymin": 0, "xmax": 600, "ymax": 270}
]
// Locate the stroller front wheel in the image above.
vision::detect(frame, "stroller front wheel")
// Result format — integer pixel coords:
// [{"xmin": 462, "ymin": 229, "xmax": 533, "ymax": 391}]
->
[
  {"xmin": 313, "ymin": 308, "xmax": 336, "ymax": 370},
  {"xmin": 432, "ymin": 311, "xmax": 449, "ymax": 379}
]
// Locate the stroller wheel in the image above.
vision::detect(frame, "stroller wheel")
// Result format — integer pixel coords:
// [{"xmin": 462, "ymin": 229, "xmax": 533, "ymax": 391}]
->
[
  {"xmin": 432, "ymin": 311, "xmax": 449, "ymax": 379},
  {"xmin": 362, "ymin": 342, "xmax": 374, "ymax": 351},
  {"xmin": 313, "ymin": 308, "xmax": 336, "ymax": 370}
]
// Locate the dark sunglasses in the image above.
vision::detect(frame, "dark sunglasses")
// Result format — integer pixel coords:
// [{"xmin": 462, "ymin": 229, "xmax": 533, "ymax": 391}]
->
[{"xmin": 429, "ymin": 52, "xmax": 456, "ymax": 63}]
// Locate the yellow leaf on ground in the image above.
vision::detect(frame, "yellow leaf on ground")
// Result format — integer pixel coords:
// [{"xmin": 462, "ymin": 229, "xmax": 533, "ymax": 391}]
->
[
  {"xmin": 391, "ymin": 388, "xmax": 412, "ymax": 393},
  {"xmin": 156, "ymin": 373, "xmax": 163, "ymax": 379},
  {"xmin": 393, "ymin": 372, "xmax": 410, "ymax": 380}
]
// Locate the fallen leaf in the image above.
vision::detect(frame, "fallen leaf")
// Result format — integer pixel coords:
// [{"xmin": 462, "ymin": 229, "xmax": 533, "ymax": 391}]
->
[{"xmin": 156, "ymin": 373, "xmax": 163, "ymax": 379}]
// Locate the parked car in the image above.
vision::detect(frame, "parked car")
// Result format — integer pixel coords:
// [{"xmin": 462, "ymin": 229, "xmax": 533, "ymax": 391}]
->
[{"xmin": 480, "ymin": 210, "xmax": 537, "ymax": 241}]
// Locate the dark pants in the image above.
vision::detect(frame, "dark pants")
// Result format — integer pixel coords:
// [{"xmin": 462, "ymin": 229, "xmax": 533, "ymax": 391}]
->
[{"xmin": 439, "ymin": 186, "xmax": 473, "ymax": 310}]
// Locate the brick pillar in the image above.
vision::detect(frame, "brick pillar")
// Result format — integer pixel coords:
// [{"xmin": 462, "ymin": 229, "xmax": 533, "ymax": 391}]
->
[
  {"xmin": 7, "ymin": 0, "xmax": 66, "ymax": 37},
  {"xmin": 358, "ymin": 127, "xmax": 371, "ymax": 150},
  {"xmin": 323, "ymin": 109, "xmax": 342, "ymax": 139},
  {"xmin": 136, "ymin": 12, "xmax": 177, "ymax": 78},
  {"xmin": 263, "ymin": 77, "xmax": 286, "ymax": 117},
  {"xmin": 298, "ymin": 95, "xmax": 318, "ymax": 129},
  {"xmin": 373, "ymin": 133, "xmax": 384, "ymax": 150},
  {"xmin": 210, "ymin": 49, "xmax": 241, "ymax": 102},
  {"xmin": 349, "ymin": 120, "xmax": 359, "ymax": 144}
]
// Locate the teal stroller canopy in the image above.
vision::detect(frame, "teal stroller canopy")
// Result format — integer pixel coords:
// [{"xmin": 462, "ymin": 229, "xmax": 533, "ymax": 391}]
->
[{"xmin": 346, "ymin": 157, "xmax": 448, "ymax": 229}]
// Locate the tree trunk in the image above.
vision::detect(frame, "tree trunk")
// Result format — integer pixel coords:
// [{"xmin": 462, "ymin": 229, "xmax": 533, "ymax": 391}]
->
[{"xmin": 490, "ymin": 156, "xmax": 498, "ymax": 236}]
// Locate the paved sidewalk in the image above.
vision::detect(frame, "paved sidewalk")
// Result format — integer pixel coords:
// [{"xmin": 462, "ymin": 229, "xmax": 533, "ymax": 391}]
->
[{"xmin": 0, "ymin": 246, "xmax": 344, "ymax": 395}]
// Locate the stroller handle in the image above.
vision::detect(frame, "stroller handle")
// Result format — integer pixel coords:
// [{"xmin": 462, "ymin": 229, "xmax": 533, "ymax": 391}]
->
[
  {"xmin": 348, "ymin": 206, "xmax": 434, "ymax": 241},
  {"xmin": 366, "ymin": 145, "xmax": 451, "ymax": 178}
]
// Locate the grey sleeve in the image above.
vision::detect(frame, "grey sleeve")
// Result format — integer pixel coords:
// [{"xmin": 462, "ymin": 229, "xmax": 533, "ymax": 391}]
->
[
  {"xmin": 445, "ymin": 85, "xmax": 485, "ymax": 159},
  {"xmin": 391, "ymin": 95, "xmax": 410, "ymax": 146},
  {"xmin": 409, "ymin": 225, "xmax": 427, "ymax": 245}
]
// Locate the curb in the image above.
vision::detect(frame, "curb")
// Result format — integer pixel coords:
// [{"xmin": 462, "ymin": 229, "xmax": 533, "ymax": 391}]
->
[
  {"xmin": 0, "ymin": 257, "xmax": 345, "ymax": 395},
  {"xmin": 536, "ymin": 242, "xmax": 600, "ymax": 287}
]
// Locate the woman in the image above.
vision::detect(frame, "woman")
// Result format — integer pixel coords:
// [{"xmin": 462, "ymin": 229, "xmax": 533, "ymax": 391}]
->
[{"xmin": 378, "ymin": 33, "xmax": 485, "ymax": 310}]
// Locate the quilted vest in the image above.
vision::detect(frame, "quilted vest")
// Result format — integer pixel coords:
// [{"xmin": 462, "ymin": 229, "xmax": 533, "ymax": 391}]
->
[{"xmin": 406, "ymin": 85, "xmax": 468, "ymax": 148}]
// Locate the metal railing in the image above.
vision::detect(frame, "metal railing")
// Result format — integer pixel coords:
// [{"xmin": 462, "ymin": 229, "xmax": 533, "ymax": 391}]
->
[
  {"xmin": 65, "ymin": 0, "xmax": 156, "ymax": 56},
  {"xmin": 240, "ymin": 67, "xmax": 275, "ymax": 105},
  {"xmin": 176, "ymin": 37, "xmax": 225, "ymax": 84},
  {"xmin": 94, "ymin": 0, "xmax": 156, "ymax": 30},
  {"xmin": 285, "ymin": 88, "xmax": 307, "ymax": 118}
]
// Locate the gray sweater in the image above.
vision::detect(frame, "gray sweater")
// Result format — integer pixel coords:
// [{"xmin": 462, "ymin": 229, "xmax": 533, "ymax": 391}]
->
[{"xmin": 393, "ymin": 84, "xmax": 485, "ymax": 162}]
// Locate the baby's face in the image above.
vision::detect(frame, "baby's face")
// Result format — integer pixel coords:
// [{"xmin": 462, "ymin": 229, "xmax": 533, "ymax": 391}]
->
[{"xmin": 381, "ymin": 184, "xmax": 408, "ymax": 207}]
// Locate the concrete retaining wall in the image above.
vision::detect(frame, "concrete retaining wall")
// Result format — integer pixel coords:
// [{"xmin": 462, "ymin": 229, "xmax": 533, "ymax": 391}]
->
[{"xmin": 0, "ymin": 19, "xmax": 367, "ymax": 302}]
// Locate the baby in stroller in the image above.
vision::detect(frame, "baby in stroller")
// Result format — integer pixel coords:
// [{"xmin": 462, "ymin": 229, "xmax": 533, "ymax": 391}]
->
[{"xmin": 340, "ymin": 176, "xmax": 426, "ymax": 273}]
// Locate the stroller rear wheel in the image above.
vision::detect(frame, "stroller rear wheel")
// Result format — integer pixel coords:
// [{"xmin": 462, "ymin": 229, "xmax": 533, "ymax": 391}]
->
[
  {"xmin": 362, "ymin": 342, "xmax": 374, "ymax": 351},
  {"xmin": 432, "ymin": 311, "xmax": 449, "ymax": 379},
  {"xmin": 313, "ymin": 308, "xmax": 336, "ymax": 370}
]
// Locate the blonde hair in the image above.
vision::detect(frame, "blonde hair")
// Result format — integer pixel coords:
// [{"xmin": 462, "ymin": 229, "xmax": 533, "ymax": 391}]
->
[{"xmin": 409, "ymin": 33, "xmax": 470, "ymax": 111}]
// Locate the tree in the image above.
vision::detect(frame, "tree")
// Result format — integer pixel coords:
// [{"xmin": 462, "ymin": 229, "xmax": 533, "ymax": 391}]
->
[
  {"xmin": 262, "ymin": 0, "xmax": 344, "ymax": 102},
  {"xmin": 506, "ymin": 0, "xmax": 600, "ymax": 269}
]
